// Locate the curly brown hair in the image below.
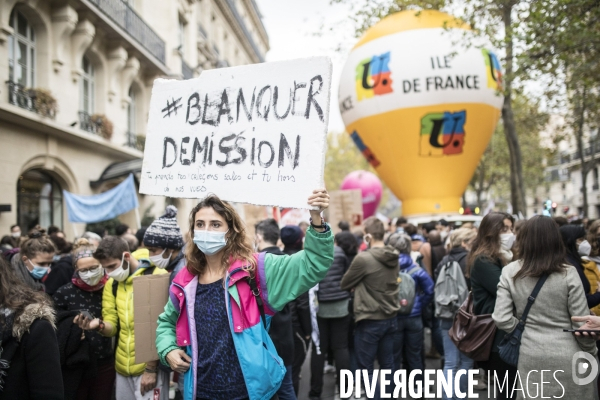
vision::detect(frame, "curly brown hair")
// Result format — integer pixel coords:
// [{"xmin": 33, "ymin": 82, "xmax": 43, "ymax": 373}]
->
[
  {"xmin": 185, "ymin": 195, "xmax": 256, "ymax": 277},
  {"xmin": 0, "ymin": 256, "xmax": 51, "ymax": 315}
]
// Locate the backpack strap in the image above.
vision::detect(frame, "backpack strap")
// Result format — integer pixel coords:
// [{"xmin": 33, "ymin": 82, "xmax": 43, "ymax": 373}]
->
[
  {"xmin": 518, "ymin": 274, "xmax": 548, "ymax": 327},
  {"xmin": 407, "ymin": 265, "xmax": 420, "ymax": 276},
  {"xmin": 246, "ymin": 275, "xmax": 267, "ymax": 329}
]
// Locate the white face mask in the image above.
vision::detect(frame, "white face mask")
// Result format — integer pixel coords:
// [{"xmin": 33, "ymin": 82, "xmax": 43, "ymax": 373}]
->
[
  {"xmin": 500, "ymin": 233, "xmax": 516, "ymax": 251},
  {"xmin": 107, "ymin": 253, "xmax": 130, "ymax": 282},
  {"xmin": 11, "ymin": 231, "xmax": 21, "ymax": 238},
  {"xmin": 80, "ymin": 266, "xmax": 105, "ymax": 286},
  {"xmin": 149, "ymin": 249, "xmax": 171, "ymax": 269},
  {"xmin": 578, "ymin": 240, "xmax": 592, "ymax": 257}
]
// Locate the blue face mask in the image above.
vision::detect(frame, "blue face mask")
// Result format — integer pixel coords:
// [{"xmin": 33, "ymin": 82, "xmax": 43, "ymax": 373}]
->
[
  {"xmin": 28, "ymin": 260, "xmax": 49, "ymax": 280},
  {"xmin": 193, "ymin": 230, "xmax": 228, "ymax": 256}
]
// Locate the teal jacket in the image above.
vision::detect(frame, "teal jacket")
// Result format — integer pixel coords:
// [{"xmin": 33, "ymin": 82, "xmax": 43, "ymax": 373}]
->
[{"xmin": 156, "ymin": 226, "xmax": 334, "ymax": 400}]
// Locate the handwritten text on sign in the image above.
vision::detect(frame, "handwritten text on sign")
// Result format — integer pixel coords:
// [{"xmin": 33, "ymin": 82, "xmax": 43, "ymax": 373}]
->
[{"xmin": 140, "ymin": 57, "xmax": 332, "ymax": 209}]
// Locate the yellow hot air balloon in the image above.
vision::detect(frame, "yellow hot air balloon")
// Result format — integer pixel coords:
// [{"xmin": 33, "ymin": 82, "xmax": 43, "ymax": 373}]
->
[{"xmin": 338, "ymin": 10, "xmax": 503, "ymax": 216}]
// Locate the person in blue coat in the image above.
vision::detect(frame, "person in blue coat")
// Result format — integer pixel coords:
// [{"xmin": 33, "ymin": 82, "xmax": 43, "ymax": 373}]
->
[{"xmin": 387, "ymin": 233, "xmax": 434, "ymax": 384}]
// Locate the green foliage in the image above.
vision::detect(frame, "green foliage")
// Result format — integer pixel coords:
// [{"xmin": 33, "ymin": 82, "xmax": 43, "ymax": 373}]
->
[
  {"xmin": 470, "ymin": 94, "xmax": 550, "ymax": 203},
  {"xmin": 330, "ymin": 0, "xmax": 447, "ymax": 37},
  {"xmin": 324, "ymin": 132, "xmax": 371, "ymax": 191}
]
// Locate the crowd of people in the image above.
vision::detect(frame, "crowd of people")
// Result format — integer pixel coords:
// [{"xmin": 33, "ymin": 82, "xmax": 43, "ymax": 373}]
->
[{"xmin": 1, "ymin": 199, "xmax": 600, "ymax": 400}]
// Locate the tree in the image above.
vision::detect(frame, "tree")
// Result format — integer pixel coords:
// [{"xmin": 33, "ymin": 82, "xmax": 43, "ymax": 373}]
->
[
  {"xmin": 324, "ymin": 131, "xmax": 370, "ymax": 191},
  {"xmin": 522, "ymin": 0, "xmax": 600, "ymax": 216},
  {"xmin": 470, "ymin": 93, "xmax": 549, "ymax": 207}
]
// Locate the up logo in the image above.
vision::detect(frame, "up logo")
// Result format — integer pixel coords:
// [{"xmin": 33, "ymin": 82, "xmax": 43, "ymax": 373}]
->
[
  {"xmin": 482, "ymin": 49, "xmax": 503, "ymax": 91},
  {"xmin": 419, "ymin": 110, "xmax": 466, "ymax": 157},
  {"xmin": 355, "ymin": 52, "xmax": 393, "ymax": 101},
  {"xmin": 572, "ymin": 351, "xmax": 599, "ymax": 386}
]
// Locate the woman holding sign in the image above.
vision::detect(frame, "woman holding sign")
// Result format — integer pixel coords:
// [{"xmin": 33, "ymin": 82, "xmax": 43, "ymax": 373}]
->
[{"xmin": 156, "ymin": 189, "xmax": 333, "ymax": 400}]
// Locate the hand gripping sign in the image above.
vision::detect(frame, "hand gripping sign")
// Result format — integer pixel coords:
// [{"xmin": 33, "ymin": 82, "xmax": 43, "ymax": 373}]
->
[{"xmin": 140, "ymin": 57, "xmax": 332, "ymax": 209}]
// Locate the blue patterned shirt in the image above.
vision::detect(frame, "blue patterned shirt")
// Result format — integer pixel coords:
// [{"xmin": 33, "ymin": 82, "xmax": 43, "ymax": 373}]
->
[{"xmin": 194, "ymin": 280, "xmax": 248, "ymax": 400}]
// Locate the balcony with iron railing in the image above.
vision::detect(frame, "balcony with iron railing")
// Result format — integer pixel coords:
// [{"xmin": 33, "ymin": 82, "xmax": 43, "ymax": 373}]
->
[
  {"xmin": 87, "ymin": 0, "xmax": 166, "ymax": 64},
  {"xmin": 125, "ymin": 131, "xmax": 145, "ymax": 151},
  {"xmin": 5, "ymin": 81, "xmax": 57, "ymax": 118},
  {"xmin": 79, "ymin": 111, "xmax": 102, "ymax": 135}
]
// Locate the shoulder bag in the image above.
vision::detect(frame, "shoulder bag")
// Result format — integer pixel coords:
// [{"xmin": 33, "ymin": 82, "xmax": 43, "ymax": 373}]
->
[
  {"xmin": 497, "ymin": 274, "xmax": 548, "ymax": 367},
  {"xmin": 448, "ymin": 292, "xmax": 497, "ymax": 361}
]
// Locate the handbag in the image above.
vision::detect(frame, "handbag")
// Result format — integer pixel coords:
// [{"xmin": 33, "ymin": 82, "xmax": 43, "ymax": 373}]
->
[
  {"xmin": 497, "ymin": 273, "xmax": 548, "ymax": 367},
  {"xmin": 448, "ymin": 292, "xmax": 497, "ymax": 361}
]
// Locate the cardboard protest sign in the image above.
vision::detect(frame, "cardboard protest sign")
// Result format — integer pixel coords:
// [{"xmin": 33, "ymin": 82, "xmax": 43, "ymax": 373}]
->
[
  {"xmin": 328, "ymin": 189, "xmax": 363, "ymax": 233},
  {"xmin": 140, "ymin": 57, "xmax": 332, "ymax": 209},
  {"xmin": 133, "ymin": 273, "xmax": 170, "ymax": 364}
]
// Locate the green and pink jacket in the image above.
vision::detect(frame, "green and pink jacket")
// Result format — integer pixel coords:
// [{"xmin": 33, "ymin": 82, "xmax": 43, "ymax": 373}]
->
[{"xmin": 156, "ymin": 226, "xmax": 334, "ymax": 400}]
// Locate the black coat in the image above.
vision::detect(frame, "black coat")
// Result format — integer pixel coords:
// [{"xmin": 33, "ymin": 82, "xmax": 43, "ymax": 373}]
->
[
  {"xmin": 45, "ymin": 255, "xmax": 74, "ymax": 296},
  {"xmin": 0, "ymin": 307, "xmax": 63, "ymax": 400},
  {"xmin": 262, "ymin": 246, "xmax": 294, "ymax": 366},
  {"xmin": 283, "ymin": 247, "xmax": 312, "ymax": 337},
  {"xmin": 469, "ymin": 255, "xmax": 506, "ymax": 351},
  {"xmin": 317, "ymin": 246, "xmax": 350, "ymax": 302},
  {"xmin": 55, "ymin": 310, "xmax": 94, "ymax": 400}
]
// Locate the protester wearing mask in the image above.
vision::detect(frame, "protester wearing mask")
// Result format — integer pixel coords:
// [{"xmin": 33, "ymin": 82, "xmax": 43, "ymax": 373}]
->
[
  {"xmin": 493, "ymin": 216, "xmax": 598, "ymax": 399},
  {"xmin": 76, "ymin": 236, "xmax": 169, "ymax": 400},
  {"xmin": 144, "ymin": 206, "xmax": 186, "ymax": 283},
  {"xmin": 53, "ymin": 239, "xmax": 114, "ymax": 400},
  {"xmin": 467, "ymin": 212, "xmax": 516, "ymax": 400},
  {"xmin": 560, "ymin": 225, "xmax": 600, "ymax": 314},
  {"xmin": 11, "ymin": 230, "xmax": 56, "ymax": 291},
  {"xmin": 155, "ymin": 190, "xmax": 333, "ymax": 400},
  {"xmin": 341, "ymin": 217, "xmax": 400, "ymax": 397},
  {"xmin": 8, "ymin": 224, "xmax": 21, "ymax": 248},
  {"xmin": 0, "ymin": 257, "xmax": 63, "ymax": 400}
]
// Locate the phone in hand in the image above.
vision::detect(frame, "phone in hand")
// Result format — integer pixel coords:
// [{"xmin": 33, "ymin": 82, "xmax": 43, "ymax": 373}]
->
[
  {"xmin": 563, "ymin": 329, "xmax": 600, "ymax": 333},
  {"xmin": 80, "ymin": 310, "xmax": 94, "ymax": 320}
]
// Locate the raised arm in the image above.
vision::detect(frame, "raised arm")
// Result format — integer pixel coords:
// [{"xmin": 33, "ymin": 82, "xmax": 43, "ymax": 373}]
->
[
  {"xmin": 260, "ymin": 189, "xmax": 334, "ymax": 311},
  {"xmin": 262, "ymin": 226, "xmax": 334, "ymax": 311}
]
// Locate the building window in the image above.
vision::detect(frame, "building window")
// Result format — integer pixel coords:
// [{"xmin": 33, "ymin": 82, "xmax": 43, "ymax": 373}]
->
[
  {"xmin": 17, "ymin": 170, "xmax": 63, "ymax": 231},
  {"xmin": 80, "ymin": 56, "xmax": 95, "ymax": 114},
  {"xmin": 8, "ymin": 10, "xmax": 36, "ymax": 87}
]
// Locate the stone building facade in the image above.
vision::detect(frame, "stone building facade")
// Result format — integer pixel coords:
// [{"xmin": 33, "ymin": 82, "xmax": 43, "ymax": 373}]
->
[{"xmin": 0, "ymin": 0, "xmax": 268, "ymax": 237}]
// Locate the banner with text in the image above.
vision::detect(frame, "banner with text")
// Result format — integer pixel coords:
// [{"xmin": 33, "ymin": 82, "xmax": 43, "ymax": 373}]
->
[{"xmin": 140, "ymin": 57, "xmax": 332, "ymax": 209}]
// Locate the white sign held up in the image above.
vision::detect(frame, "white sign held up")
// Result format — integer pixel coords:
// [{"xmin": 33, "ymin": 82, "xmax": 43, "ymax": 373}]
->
[{"xmin": 140, "ymin": 57, "xmax": 332, "ymax": 209}]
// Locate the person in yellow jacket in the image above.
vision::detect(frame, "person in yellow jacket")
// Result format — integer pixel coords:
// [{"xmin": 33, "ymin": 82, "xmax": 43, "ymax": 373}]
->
[
  {"xmin": 582, "ymin": 255, "xmax": 600, "ymax": 316},
  {"xmin": 77, "ymin": 236, "xmax": 169, "ymax": 400}
]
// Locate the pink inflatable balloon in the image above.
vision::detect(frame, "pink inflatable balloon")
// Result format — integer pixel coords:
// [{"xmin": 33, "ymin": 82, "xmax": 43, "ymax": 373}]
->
[{"xmin": 341, "ymin": 171, "xmax": 383, "ymax": 218}]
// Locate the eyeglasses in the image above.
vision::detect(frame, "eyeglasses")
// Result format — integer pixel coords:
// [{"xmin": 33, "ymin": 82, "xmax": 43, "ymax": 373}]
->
[{"xmin": 78, "ymin": 265, "xmax": 102, "ymax": 273}]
